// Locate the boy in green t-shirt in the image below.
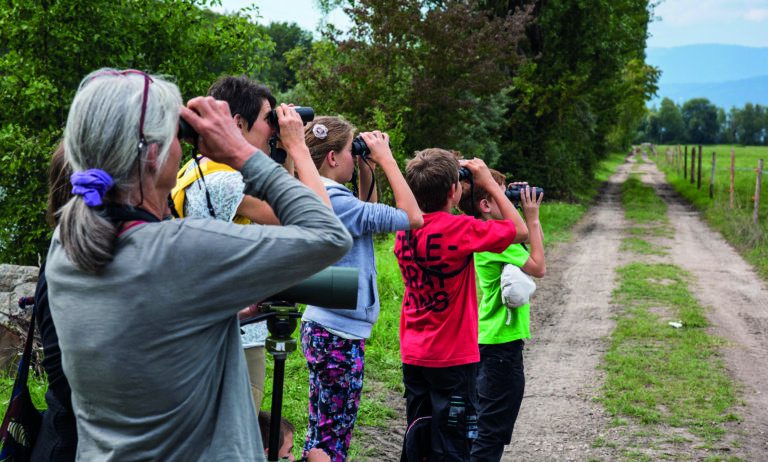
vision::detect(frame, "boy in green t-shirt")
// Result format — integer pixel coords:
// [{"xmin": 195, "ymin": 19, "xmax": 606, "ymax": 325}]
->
[{"xmin": 458, "ymin": 169, "xmax": 545, "ymax": 462}]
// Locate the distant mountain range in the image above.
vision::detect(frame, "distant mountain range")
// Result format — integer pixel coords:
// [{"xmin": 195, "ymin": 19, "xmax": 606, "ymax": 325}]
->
[{"xmin": 646, "ymin": 44, "xmax": 768, "ymax": 110}]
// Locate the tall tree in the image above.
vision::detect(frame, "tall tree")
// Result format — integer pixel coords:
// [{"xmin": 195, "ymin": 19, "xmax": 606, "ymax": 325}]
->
[
  {"xmin": 657, "ymin": 98, "xmax": 686, "ymax": 143},
  {"xmin": 0, "ymin": 0, "xmax": 272, "ymax": 265},
  {"xmin": 495, "ymin": 0, "xmax": 656, "ymax": 197},
  {"xmin": 256, "ymin": 22, "xmax": 314, "ymax": 93},
  {"xmin": 681, "ymin": 98, "xmax": 719, "ymax": 144},
  {"xmin": 293, "ymin": 0, "xmax": 532, "ymax": 163}
]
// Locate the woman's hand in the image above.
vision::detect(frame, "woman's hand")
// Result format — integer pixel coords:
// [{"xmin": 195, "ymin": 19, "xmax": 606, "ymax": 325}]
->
[
  {"xmin": 276, "ymin": 104, "xmax": 308, "ymax": 156},
  {"xmin": 182, "ymin": 97, "xmax": 255, "ymax": 171}
]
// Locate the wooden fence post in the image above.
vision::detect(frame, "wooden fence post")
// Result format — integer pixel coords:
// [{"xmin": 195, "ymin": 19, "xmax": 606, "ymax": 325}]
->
[
  {"xmin": 730, "ymin": 150, "xmax": 735, "ymax": 210},
  {"xmin": 690, "ymin": 146, "xmax": 695, "ymax": 185},
  {"xmin": 709, "ymin": 152, "xmax": 716, "ymax": 199},
  {"xmin": 754, "ymin": 159, "xmax": 763, "ymax": 225},
  {"xmin": 697, "ymin": 145, "xmax": 702, "ymax": 190},
  {"xmin": 676, "ymin": 145, "xmax": 680, "ymax": 176},
  {"xmin": 684, "ymin": 146, "xmax": 688, "ymax": 179}
]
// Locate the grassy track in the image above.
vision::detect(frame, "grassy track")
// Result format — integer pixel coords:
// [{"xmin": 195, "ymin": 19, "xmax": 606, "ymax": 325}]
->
[{"xmin": 595, "ymin": 166, "xmax": 743, "ymax": 461}]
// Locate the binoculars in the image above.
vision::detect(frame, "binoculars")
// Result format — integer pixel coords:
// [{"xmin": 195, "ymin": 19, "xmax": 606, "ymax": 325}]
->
[{"xmin": 458, "ymin": 167, "xmax": 544, "ymax": 202}]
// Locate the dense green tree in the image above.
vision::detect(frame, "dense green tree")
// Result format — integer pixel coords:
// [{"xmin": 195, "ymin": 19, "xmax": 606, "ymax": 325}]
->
[
  {"xmin": 292, "ymin": 0, "xmax": 532, "ymax": 166},
  {"xmin": 495, "ymin": 0, "xmax": 655, "ymax": 197},
  {"xmin": 255, "ymin": 22, "xmax": 314, "ymax": 93},
  {"xmin": 657, "ymin": 98, "xmax": 686, "ymax": 143},
  {"xmin": 735, "ymin": 103, "xmax": 763, "ymax": 145},
  {"xmin": 0, "ymin": 0, "xmax": 272, "ymax": 265},
  {"xmin": 716, "ymin": 107, "xmax": 732, "ymax": 144},
  {"xmin": 681, "ymin": 98, "xmax": 718, "ymax": 144}
]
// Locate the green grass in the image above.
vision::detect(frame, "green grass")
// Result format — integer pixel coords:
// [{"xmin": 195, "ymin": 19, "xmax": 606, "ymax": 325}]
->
[
  {"xmin": 602, "ymin": 263, "xmax": 736, "ymax": 438},
  {"xmin": 0, "ymin": 367, "xmax": 49, "ymax": 418},
  {"xmin": 649, "ymin": 145, "xmax": 768, "ymax": 279},
  {"xmin": 620, "ymin": 237, "xmax": 669, "ymax": 256},
  {"xmin": 621, "ymin": 174, "xmax": 668, "ymax": 223}
]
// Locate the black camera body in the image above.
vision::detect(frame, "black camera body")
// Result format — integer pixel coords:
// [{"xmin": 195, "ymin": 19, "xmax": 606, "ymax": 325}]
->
[{"xmin": 506, "ymin": 184, "xmax": 544, "ymax": 202}]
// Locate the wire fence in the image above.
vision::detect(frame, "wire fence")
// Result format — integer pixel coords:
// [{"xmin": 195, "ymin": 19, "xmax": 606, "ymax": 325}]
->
[{"xmin": 638, "ymin": 144, "xmax": 766, "ymax": 224}]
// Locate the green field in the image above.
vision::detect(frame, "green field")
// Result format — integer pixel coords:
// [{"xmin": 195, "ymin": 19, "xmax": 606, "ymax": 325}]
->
[{"xmin": 648, "ymin": 144, "xmax": 768, "ymax": 279}]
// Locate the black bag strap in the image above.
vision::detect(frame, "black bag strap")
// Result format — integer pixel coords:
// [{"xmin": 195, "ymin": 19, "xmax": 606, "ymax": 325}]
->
[
  {"xmin": 404, "ymin": 230, "xmax": 472, "ymax": 279},
  {"xmin": 98, "ymin": 203, "xmax": 161, "ymax": 224}
]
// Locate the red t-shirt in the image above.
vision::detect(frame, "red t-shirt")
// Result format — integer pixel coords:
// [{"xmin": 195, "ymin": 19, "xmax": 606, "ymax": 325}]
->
[{"xmin": 394, "ymin": 212, "xmax": 517, "ymax": 367}]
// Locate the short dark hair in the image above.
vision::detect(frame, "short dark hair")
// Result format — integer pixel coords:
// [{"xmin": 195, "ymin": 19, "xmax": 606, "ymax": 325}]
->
[
  {"xmin": 405, "ymin": 148, "xmax": 461, "ymax": 213},
  {"xmin": 207, "ymin": 75, "xmax": 276, "ymax": 130},
  {"xmin": 258, "ymin": 411, "xmax": 296, "ymax": 450},
  {"xmin": 458, "ymin": 169, "xmax": 505, "ymax": 218}
]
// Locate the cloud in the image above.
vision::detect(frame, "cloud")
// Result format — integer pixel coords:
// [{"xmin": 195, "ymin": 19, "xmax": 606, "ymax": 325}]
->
[
  {"xmin": 654, "ymin": 0, "xmax": 767, "ymax": 25},
  {"xmin": 744, "ymin": 9, "xmax": 768, "ymax": 21}
]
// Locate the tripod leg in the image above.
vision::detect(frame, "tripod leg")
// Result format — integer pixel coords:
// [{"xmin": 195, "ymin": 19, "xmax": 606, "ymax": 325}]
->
[{"xmin": 267, "ymin": 353, "xmax": 287, "ymax": 462}]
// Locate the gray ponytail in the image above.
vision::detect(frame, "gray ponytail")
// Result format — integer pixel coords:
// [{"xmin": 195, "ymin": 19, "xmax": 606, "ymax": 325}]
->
[{"xmin": 59, "ymin": 69, "xmax": 182, "ymax": 273}]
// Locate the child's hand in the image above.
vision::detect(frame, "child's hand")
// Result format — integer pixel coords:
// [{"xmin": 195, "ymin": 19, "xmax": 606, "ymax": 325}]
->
[
  {"xmin": 358, "ymin": 131, "xmax": 393, "ymax": 167},
  {"xmin": 460, "ymin": 157, "xmax": 495, "ymax": 190},
  {"xmin": 518, "ymin": 183, "xmax": 543, "ymax": 221}
]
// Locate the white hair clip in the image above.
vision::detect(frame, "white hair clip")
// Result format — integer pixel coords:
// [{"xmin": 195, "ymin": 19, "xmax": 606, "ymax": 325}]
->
[{"xmin": 312, "ymin": 124, "xmax": 328, "ymax": 140}]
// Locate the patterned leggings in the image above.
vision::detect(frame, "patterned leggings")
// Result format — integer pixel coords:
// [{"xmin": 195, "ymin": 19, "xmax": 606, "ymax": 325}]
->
[{"xmin": 300, "ymin": 320, "xmax": 365, "ymax": 462}]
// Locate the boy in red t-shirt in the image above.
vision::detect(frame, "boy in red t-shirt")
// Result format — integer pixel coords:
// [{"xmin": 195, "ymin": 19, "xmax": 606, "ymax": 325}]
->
[{"xmin": 394, "ymin": 149, "xmax": 529, "ymax": 461}]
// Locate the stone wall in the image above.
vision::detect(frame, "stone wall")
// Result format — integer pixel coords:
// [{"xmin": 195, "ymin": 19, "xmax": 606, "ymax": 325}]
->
[{"xmin": 0, "ymin": 264, "xmax": 39, "ymax": 325}]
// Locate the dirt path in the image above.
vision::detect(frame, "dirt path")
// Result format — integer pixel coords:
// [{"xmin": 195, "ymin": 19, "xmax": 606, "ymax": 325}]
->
[{"xmin": 357, "ymin": 152, "xmax": 768, "ymax": 461}]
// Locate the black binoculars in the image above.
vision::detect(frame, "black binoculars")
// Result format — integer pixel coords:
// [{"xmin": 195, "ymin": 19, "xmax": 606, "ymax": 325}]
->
[
  {"xmin": 267, "ymin": 106, "xmax": 315, "ymax": 129},
  {"xmin": 458, "ymin": 167, "xmax": 544, "ymax": 202}
]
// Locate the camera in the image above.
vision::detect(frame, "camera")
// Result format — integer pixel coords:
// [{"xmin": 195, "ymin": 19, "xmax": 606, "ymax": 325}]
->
[
  {"xmin": 350, "ymin": 135, "xmax": 391, "ymax": 158},
  {"xmin": 267, "ymin": 106, "xmax": 315, "ymax": 128},
  {"xmin": 506, "ymin": 184, "xmax": 544, "ymax": 202}
]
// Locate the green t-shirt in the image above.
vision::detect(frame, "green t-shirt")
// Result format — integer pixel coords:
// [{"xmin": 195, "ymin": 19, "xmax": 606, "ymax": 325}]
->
[{"xmin": 475, "ymin": 244, "xmax": 531, "ymax": 344}]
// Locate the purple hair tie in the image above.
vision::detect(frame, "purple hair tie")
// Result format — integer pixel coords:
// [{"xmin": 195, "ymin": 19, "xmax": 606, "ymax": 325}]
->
[{"xmin": 71, "ymin": 169, "xmax": 114, "ymax": 207}]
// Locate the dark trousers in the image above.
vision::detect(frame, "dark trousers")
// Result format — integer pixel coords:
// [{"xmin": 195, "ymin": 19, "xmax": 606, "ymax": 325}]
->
[
  {"xmin": 401, "ymin": 362, "xmax": 478, "ymax": 462},
  {"xmin": 30, "ymin": 389, "xmax": 77, "ymax": 462},
  {"xmin": 470, "ymin": 340, "xmax": 525, "ymax": 462}
]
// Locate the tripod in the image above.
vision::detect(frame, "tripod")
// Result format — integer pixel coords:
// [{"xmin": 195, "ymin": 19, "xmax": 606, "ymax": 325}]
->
[{"xmin": 241, "ymin": 301, "xmax": 303, "ymax": 462}]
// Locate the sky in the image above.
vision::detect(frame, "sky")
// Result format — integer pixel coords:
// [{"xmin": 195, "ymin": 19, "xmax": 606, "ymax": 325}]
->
[
  {"xmin": 212, "ymin": 0, "xmax": 350, "ymax": 35},
  {"xmin": 214, "ymin": 0, "xmax": 768, "ymax": 49},
  {"xmin": 647, "ymin": 0, "xmax": 768, "ymax": 48}
]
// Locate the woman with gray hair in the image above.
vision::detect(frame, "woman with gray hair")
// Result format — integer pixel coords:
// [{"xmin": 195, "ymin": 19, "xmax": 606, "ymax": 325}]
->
[{"xmin": 44, "ymin": 69, "xmax": 352, "ymax": 461}]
